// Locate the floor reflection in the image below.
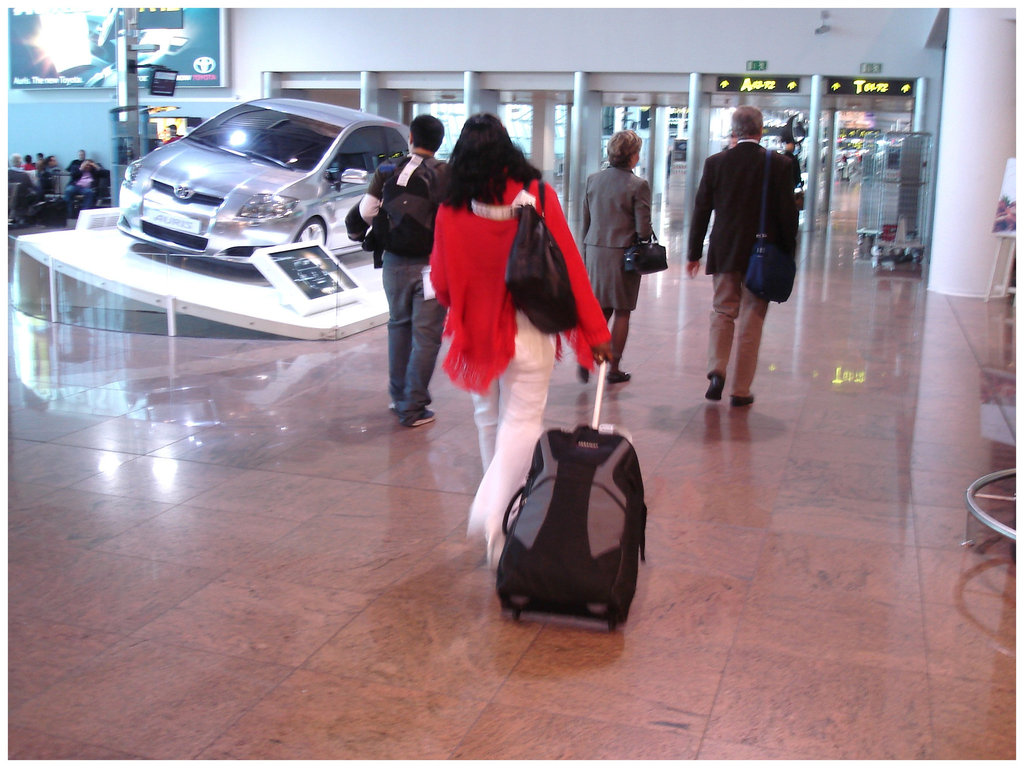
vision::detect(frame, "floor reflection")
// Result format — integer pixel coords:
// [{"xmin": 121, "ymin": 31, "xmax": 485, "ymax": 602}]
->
[{"xmin": 6, "ymin": 183, "xmax": 1016, "ymax": 760}]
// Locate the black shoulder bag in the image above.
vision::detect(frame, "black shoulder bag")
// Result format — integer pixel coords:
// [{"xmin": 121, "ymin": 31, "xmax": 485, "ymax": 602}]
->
[{"xmin": 505, "ymin": 180, "xmax": 579, "ymax": 334}]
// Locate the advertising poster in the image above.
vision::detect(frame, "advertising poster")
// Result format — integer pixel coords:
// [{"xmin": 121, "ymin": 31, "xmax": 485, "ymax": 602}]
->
[
  {"xmin": 8, "ymin": 7, "xmax": 223, "ymax": 90},
  {"xmin": 992, "ymin": 158, "xmax": 1016, "ymax": 235}
]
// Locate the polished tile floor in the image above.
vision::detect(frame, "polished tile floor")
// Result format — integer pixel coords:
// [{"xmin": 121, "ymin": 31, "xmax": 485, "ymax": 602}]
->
[{"xmin": 7, "ymin": 189, "xmax": 1016, "ymax": 759}]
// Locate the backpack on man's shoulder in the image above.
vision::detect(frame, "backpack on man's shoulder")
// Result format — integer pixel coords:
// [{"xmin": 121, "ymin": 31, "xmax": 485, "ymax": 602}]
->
[{"xmin": 376, "ymin": 154, "xmax": 448, "ymax": 259}]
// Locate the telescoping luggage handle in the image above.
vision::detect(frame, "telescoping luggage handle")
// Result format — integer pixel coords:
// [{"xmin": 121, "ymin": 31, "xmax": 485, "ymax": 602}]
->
[{"xmin": 592, "ymin": 361, "xmax": 608, "ymax": 429}]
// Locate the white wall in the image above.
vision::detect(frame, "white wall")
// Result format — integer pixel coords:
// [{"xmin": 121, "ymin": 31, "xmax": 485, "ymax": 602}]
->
[
  {"xmin": 229, "ymin": 8, "xmax": 943, "ymax": 79},
  {"xmin": 8, "ymin": 8, "xmax": 947, "ymax": 172}
]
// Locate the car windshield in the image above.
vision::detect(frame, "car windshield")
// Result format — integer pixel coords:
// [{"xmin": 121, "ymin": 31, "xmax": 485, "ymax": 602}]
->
[{"xmin": 186, "ymin": 104, "xmax": 341, "ymax": 173}]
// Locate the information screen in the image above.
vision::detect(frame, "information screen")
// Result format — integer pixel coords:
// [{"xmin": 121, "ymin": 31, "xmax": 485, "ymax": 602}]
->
[{"xmin": 8, "ymin": 7, "xmax": 224, "ymax": 90}]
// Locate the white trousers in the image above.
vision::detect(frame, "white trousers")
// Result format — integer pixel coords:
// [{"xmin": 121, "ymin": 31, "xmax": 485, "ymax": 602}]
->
[{"xmin": 467, "ymin": 312, "xmax": 556, "ymax": 545}]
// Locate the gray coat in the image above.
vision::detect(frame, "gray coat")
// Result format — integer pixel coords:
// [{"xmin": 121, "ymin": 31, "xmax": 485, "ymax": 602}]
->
[{"xmin": 582, "ymin": 166, "xmax": 653, "ymax": 248}]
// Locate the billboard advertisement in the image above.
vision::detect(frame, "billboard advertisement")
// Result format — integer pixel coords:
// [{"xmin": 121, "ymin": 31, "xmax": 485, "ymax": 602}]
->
[{"xmin": 8, "ymin": 7, "xmax": 224, "ymax": 90}]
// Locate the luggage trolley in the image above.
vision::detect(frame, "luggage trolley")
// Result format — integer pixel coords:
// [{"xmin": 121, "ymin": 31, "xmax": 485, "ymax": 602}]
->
[{"xmin": 856, "ymin": 132, "xmax": 933, "ymax": 269}]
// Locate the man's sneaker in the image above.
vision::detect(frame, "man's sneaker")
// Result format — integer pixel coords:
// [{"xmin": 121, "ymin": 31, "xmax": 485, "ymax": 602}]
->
[{"xmin": 400, "ymin": 409, "xmax": 435, "ymax": 428}]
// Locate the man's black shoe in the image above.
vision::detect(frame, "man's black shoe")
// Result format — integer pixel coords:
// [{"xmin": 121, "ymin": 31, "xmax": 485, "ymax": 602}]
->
[
  {"xmin": 730, "ymin": 395, "xmax": 755, "ymax": 407},
  {"xmin": 705, "ymin": 373, "xmax": 725, "ymax": 401}
]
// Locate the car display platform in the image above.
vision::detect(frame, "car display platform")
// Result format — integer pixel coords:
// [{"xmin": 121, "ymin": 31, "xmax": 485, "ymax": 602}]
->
[{"xmin": 12, "ymin": 227, "xmax": 389, "ymax": 340}]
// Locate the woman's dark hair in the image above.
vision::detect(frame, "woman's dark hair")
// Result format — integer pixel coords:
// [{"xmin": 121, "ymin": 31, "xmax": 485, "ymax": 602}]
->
[{"xmin": 445, "ymin": 113, "xmax": 541, "ymax": 209}]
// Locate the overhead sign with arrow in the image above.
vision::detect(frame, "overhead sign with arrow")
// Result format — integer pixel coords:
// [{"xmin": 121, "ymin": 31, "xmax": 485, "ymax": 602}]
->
[
  {"xmin": 828, "ymin": 78, "xmax": 915, "ymax": 96},
  {"xmin": 716, "ymin": 76, "xmax": 802, "ymax": 93}
]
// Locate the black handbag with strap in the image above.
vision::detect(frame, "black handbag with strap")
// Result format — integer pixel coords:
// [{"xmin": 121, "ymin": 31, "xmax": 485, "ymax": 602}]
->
[
  {"xmin": 623, "ymin": 232, "xmax": 668, "ymax": 274},
  {"xmin": 505, "ymin": 180, "xmax": 579, "ymax": 334},
  {"xmin": 744, "ymin": 150, "xmax": 796, "ymax": 303}
]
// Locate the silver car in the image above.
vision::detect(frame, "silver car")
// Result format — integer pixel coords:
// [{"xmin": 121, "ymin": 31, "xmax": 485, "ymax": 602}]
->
[{"xmin": 118, "ymin": 98, "xmax": 408, "ymax": 264}]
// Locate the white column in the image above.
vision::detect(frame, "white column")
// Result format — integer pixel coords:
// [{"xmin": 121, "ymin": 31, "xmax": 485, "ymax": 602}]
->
[
  {"xmin": 531, "ymin": 92, "xmax": 557, "ymax": 185},
  {"xmin": 360, "ymin": 71, "xmax": 379, "ymax": 116},
  {"xmin": 928, "ymin": 9, "xmax": 1016, "ymax": 297}
]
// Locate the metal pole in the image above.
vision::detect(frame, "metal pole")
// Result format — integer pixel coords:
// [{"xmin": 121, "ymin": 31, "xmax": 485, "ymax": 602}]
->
[
  {"xmin": 569, "ymin": 71, "xmax": 589, "ymax": 232},
  {"xmin": 804, "ymin": 74, "xmax": 824, "ymax": 232},
  {"xmin": 684, "ymin": 72, "xmax": 703, "ymax": 229}
]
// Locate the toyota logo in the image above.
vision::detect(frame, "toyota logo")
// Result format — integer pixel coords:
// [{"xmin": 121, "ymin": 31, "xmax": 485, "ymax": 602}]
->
[
  {"xmin": 193, "ymin": 57, "xmax": 216, "ymax": 74},
  {"xmin": 174, "ymin": 185, "xmax": 195, "ymax": 200}
]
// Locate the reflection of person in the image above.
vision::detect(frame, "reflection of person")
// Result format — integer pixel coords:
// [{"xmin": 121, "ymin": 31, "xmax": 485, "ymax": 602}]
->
[
  {"xmin": 429, "ymin": 113, "xmax": 612, "ymax": 566},
  {"xmin": 357, "ymin": 114, "xmax": 449, "ymax": 428},
  {"xmin": 64, "ymin": 158, "xmax": 98, "ymax": 217},
  {"xmin": 686, "ymin": 106, "xmax": 799, "ymax": 408},
  {"xmin": 581, "ymin": 129, "xmax": 653, "ymax": 384},
  {"xmin": 164, "ymin": 125, "xmax": 182, "ymax": 144}
]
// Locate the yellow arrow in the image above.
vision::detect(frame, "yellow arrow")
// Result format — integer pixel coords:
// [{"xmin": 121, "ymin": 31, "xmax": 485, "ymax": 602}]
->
[
  {"xmin": 788, "ymin": 80, "xmax": 798, "ymax": 90},
  {"xmin": 720, "ymin": 79, "xmax": 730, "ymax": 88},
  {"xmin": 831, "ymin": 82, "xmax": 841, "ymax": 91},
  {"xmin": 901, "ymin": 83, "xmax": 911, "ymax": 93}
]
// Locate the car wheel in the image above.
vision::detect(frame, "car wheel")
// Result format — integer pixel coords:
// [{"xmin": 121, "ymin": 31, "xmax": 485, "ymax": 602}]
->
[{"xmin": 296, "ymin": 218, "xmax": 326, "ymax": 245}]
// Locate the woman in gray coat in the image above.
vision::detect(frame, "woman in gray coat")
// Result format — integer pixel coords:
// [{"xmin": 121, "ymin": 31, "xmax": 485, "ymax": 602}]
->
[{"xmin": 580, "ymin": 130, "xmax": 654, "ymax": 383}]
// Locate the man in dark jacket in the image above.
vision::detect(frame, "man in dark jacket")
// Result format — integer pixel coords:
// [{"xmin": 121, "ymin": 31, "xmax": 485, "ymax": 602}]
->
[{"xmin": 686, "ymin": 105, "xmax": 799, "ymax": 407}]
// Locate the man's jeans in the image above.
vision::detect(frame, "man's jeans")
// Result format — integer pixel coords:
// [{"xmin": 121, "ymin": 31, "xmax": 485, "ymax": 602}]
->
[
  {"xmin": 381, "ymin": 253, "xmax": 446, "ymax": 419},
  {"xmin": 64, "ymin": 185, "xmax": 96, "ymax": 217}
]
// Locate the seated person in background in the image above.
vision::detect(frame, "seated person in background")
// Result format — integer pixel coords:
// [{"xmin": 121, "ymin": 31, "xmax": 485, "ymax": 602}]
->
[
  {"xmin": 37, "ymin": 156, "xmax": 59, "ymax": 195},
  {"xmin": 22, "ymin": 153, "xmax": 36, "ymax": 171},
  {"xmin": 64, "ymin": 158, "xmax": 98, "ymax": 217},
  {"xmin": 9, "ymin": 154, "xmax": 41, "ymax": 223},
  {"xmin": 66, "ymin": 149, "xmax": 86, "ymax": 174}
]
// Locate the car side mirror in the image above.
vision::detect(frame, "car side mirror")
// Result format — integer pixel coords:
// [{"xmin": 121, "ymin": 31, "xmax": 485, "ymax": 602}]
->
[{"xmin": 340, "ymin": 168, "xmax": 369, "ymax": 185}]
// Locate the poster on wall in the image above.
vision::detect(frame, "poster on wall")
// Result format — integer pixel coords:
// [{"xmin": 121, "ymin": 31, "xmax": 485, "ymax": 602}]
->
[
  {"xmin": 8, "ymin": 7, "xmax": 225, "ymax": 90},
  {"xmin": 992, "ymin": 158, "xmax": 1016, "ymax": 235}
]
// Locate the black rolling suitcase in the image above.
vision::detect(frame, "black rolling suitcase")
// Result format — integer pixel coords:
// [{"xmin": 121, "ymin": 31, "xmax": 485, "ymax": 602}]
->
[{"xmin": 496, "ymin": 363, "xmax": 647, "ymax": 630}]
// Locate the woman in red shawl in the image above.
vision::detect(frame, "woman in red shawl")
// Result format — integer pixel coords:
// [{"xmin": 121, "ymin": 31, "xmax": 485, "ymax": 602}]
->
[{"xmin": 430, "ymin": 114, "xmax": 612, "ymax": 567}]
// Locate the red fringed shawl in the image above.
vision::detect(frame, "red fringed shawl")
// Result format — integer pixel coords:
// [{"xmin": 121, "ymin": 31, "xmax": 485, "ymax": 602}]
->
[{"xmin": 429, "ymin": 178, "xmax": 610, "ymax": 394}]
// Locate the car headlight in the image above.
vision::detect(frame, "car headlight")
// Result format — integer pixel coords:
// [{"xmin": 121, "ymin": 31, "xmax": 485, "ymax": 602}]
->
[
  {"xmin": 237, "ymin": 194, "xmax": 299, "ymax": 220},
  {"xmin": 124, "ymin": 159, "xmax": 143, "ymax": 186}
]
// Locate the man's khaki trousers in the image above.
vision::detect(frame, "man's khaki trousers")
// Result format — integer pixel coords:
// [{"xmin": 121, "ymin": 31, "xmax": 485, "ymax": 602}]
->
[{"xmin": 708, "ymin": 271, "xmax": 769, "ymax": 399}]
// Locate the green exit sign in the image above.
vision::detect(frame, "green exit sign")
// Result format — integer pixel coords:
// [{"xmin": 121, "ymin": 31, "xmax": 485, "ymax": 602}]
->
[
  {"xmin": 747, "ymin": 60, "xmax": 768, "ymax": 71},
  {"xmin": 860, "ymin": 63, "xmax": 883, "ymax": 74}
]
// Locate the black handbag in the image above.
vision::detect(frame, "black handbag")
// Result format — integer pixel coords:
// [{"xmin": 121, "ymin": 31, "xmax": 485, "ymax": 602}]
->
[
  {"xmin": 623, "ymin": 233, "xmax": 668, "ymax": 274},
  {"xmin": 505, "ymin": 180, "xmax": 579, "ymax": 334},
  {"xmin": 745, "ymin": 150, "xmax": 796, "ymax": 303}
]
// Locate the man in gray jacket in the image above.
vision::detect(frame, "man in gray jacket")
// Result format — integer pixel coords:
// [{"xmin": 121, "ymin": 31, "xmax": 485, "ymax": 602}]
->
[{"xmin": 686, "ymin": 106, "xmax": 798, "ymax": 407}]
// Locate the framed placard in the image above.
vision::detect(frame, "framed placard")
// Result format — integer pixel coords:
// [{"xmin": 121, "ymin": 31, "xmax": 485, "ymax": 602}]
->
[
  {"xmin": 993, "ymin": 159, "xmax": 1016, "ymax": 235},
  {"xmin": 252, "ymin": 242, "xmax": 365, "ymax": 317}
]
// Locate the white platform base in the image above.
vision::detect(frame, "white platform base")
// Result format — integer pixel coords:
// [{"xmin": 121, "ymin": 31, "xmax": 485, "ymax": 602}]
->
[{"xmin": 13, "ymin": 228, "xmax": 390, "ymax": 341}]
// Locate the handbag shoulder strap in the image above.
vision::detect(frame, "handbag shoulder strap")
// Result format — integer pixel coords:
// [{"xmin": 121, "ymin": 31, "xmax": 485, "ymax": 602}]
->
[
  {"xmin": 757, "ymin": 149, "xmax": 772, "ymax": 239},
  {"xmin": 518, "ymin": 177, "xmax": 545, "ymax": 216}
]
